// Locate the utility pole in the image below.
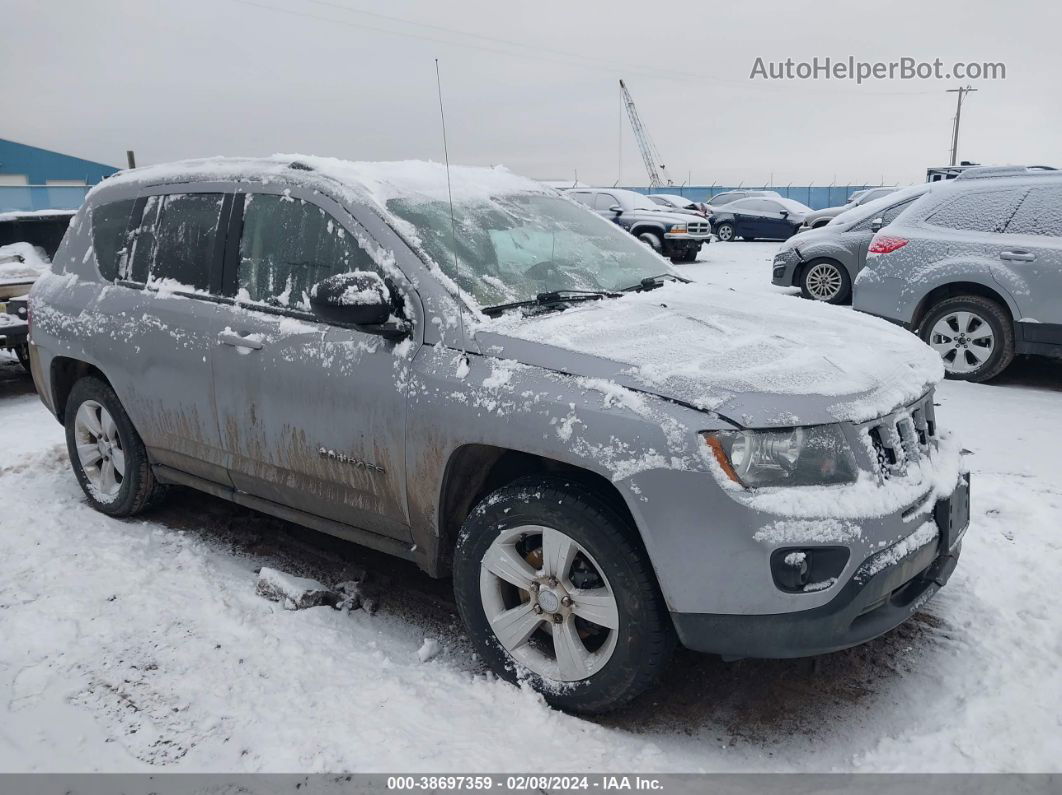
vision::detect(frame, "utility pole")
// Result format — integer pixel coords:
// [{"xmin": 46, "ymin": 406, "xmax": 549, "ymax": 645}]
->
[{"xmin": 947, "ymin": 86, "xmax": 977, "ymax": 166}]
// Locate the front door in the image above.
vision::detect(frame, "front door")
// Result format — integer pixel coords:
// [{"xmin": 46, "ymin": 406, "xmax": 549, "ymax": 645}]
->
[{"xmin": 210, "ymin": 189, "xmax": 414, "ymax": 541}]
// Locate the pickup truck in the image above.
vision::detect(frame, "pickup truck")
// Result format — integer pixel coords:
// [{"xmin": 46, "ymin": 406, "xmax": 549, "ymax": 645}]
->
[
  {"xmin": 0, "ymin": 210, "xmax": 75, "ymax": 370},
  {"xmin": 566, "ymin": 188, "xmax": 710, "ymax": 262}
]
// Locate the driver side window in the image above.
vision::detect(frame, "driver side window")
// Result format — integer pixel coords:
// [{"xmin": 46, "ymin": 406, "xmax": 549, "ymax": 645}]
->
[{"xmin": 237, "ymin": 193, "xmax": 378, "ymax": 311}]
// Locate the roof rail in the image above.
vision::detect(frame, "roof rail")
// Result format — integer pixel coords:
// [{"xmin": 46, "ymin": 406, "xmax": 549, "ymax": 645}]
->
[{"xmin": 955, "ymin": 165, "xmax": 1058, "ymax": 180}]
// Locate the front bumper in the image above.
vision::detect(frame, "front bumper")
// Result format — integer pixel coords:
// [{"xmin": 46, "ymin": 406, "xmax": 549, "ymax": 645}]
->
[
  {"xmin": 664, "ymin": 232, "xmax": 712, "ymax": 241},
  {"xmin": 672, "ymin": 474, "xmax": 970, "ymax": 659},
  {"xmin": 771, "ymin": 249, "xmax": 801, "ymax": 286}
]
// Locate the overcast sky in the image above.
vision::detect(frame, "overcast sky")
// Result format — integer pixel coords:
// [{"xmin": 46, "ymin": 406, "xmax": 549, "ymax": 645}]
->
[{"xmin": 3, "ymin": 0, "xmax": 1059, "ymax": 187}]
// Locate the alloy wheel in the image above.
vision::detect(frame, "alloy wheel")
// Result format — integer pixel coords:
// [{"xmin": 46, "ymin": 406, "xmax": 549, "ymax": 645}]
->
[
  {"xmin": 479, "ymin": 524, "xmax": 619, "ymax": 682},
  {"xmin": 73, "ymin": 400, "xmax": 126, "ymax": 498},
  {"xmin": 929, "ymin": 311, "xmax": 996, "ymax": 374},
  {"xmin": 717, "ymin": 224, "xmax": 734, "ymax": 241},
  {"xmin": 804, "ymin": 262, "xmax": 844, "ymax": 300}
]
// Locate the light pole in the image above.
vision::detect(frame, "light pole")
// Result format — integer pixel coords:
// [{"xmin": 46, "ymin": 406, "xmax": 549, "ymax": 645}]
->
[{"xmin": 947, "ymin": 85, "xmax": 978, "ymax": 167}]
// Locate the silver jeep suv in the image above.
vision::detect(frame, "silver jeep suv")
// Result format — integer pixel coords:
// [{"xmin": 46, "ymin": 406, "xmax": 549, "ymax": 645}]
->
[
  {"xmin": 28, "ymin": 156, "xmax": 969, "ymax": 713},
  {"xmin": 854, "ymin": 167, "xmax": 1062, "ymax": 381}
]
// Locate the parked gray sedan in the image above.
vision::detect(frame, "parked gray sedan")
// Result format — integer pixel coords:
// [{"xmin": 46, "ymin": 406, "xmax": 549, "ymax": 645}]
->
[
  {"xmin": 773, "ymin": 185, "xmax": 929, "ymax": 304},
  {"xmin": 801, "ymin": 187, "xmax": 902, "ymax": 230},
  {"xmin": 28, "ymin": 156, "xmax": 968, "ymax": 713}
]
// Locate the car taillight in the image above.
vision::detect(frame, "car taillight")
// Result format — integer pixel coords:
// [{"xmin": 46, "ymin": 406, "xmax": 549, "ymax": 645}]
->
[{"xmin": 868, "ymin": 235, "xmax": 908, "ymax": 254}]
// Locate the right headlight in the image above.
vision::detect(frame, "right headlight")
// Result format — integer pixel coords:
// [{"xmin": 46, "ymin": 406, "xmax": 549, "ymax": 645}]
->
[{"xmin": 702, "ymin": 426, "xmax": 858, "ymax": 488}]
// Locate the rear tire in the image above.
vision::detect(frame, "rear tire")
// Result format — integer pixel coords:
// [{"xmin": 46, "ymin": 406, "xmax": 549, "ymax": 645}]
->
[
  {"xmin": 919, "ymin": 295, "xmax": 1014, "ymax": 382},
  {"xmin": 799, "ymin": 258, "xmax": 851, "ymax": 304},
  {"xmin": 453, "ymin": 476, "xmax": 674, "ymax": 714},
  {"xmin": 715, "ymin": 222, "xmax": 735, "ymax": 242},
  {"xmin": 64, "ymin": 376, "xmax": 167, "ymax": 516}
]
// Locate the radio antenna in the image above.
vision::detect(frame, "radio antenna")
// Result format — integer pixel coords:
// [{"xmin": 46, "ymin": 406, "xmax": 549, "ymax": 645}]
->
[{"xmin": 434, "ymin": 58, "xmax": 468, "ymax": 348}]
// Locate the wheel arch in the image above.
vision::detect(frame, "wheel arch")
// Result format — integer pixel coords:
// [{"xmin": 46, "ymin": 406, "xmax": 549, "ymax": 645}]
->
[
  {"xmin": 629, "ymin": 223, "xmax": 666, "ymax": 240},
  {"xmin": 50, "ymin": 356, "xmax": 113, "ymax": 424},
  {"xmin": 911, "ymin": 281, "xmax": 1016, "ymax": 333},
  {"xmin": 434, "ymin": 444, "xmax": 644, "ymax": 577}
]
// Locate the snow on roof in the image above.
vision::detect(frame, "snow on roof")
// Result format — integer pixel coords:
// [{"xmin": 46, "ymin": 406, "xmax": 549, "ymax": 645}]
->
[{"xmin": 92, "ymin": 155, "xmax": 550, "ymax": 207}]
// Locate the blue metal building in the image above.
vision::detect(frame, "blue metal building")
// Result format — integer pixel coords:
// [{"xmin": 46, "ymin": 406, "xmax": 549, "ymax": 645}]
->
[{"xmin": 0, "ymin": 139, "xmax": 119, "ymax": 211}]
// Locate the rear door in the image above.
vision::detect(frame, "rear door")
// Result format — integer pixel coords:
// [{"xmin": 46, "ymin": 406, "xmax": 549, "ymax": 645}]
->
[
  {"xmin": 105, "ymin": 189, "xmax": 236, "ymax": 485},
  {"xmin": 210, "ymin": 187, "xmax": 414, "ymax": 542},
  {"xmin": 999, "ymin": 185, "xmax": 1062, "ymax": 337},
  {"xmin": 724, "ymin": 199, "xmax": 758, "ymax": 236}
]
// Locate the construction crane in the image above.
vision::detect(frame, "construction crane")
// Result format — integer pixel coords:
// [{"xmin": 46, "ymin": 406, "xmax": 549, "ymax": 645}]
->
[{"xmin": 619, "ymin": 79, "xmax": 673, "ymax": 188}]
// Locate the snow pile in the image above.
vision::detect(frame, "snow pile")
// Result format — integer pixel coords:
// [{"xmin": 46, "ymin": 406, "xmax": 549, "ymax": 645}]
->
[
  {"xmin": 0, "ymin": 242, "xmax": 50, "ymax": 283},
  {"xmin": 483, "ymin": 280, "xmax": 944, "ymax": 426}
]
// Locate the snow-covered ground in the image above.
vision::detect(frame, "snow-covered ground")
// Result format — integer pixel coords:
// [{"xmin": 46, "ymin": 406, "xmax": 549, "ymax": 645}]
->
[{"xmin": 1, "ymin": 241, "xmax": 1060, "ymax": 773}]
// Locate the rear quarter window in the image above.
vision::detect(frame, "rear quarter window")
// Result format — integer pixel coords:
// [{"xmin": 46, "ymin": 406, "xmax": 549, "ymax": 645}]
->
[
  {"xmin": 89, "ymin": 199, "xmax": 136, "ymax": 281},
  {"xmin": 1003, "ymin": 187, "xmax": 1062, "ymax": 237},
  {"xmin": 924, "ymin": 189, "xmax": 1025, "ymax": 233}
]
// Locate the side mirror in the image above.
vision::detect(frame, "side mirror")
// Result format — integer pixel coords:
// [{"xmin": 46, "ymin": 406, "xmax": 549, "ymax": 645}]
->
[
  {"xmin": 780, "ymin": 210, "xmax": 789, "ymax": 218},
  {"xmin": 309, "ymin": 271, "xmax": 409, "ymax": 338},
  {"xmin": 870, "ymin": 216, "xmax": 885, "ymax": 232},
  {"xmin": 608, "ymin": 204, "xmax": 623, "ymax": 214}
]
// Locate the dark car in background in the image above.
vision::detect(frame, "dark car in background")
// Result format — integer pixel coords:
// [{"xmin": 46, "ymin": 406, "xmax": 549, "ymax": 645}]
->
[
  {"xmin": 772, "ymin": 186, "xmax": 928, "ymax": 304},
  {"xmin": 705, "ymin": 190, "xmax": 780, "ymax": 213},
  {"xmin": 709, "ymin": 197, "xmax": 811, "ymax": 242},
  {"xmin": 567, "ymin": 188, "xmax": 711, "ymax": 262}
]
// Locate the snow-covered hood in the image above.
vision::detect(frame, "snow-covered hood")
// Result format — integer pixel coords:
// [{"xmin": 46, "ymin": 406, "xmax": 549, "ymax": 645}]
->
[{"xmin": 477, "ymin": 282, "xmax": 944, "ymax": 427}]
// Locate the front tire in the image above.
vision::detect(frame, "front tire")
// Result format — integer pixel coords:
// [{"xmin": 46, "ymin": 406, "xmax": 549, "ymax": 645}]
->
[
  {"xmin": 919, "ymin": 295, "xmax": 1014, "ymax": 382},
  {"xmin": 453, "ymin": 477, "xmax": 673, "ymax": 714},
  {"xmin": 800, "ymin": 259, "xmax": 851, "ymax": 304},
  {"xmin": 715, "ymin": 222, "xmax": 735, "ymax": 242},
  {"xmin": 637, "ymin": 231, "xmax": 663, "ymax": 253},
  {"xmin": 65, "ymin": 376, "xmax": 166, "ymax": 516}
]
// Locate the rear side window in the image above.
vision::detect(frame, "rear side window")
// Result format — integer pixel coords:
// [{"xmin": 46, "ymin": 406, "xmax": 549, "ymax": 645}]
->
[
  {"xmin": 1004, "ymin": 187, "xmax": 1062, "ymax": 237},
  {"xmin": 89, "ymin": 199, "xmax": 136, "ymax": 281},
  {"xmin": 568, "ymin": 192, "xmax": 593, "ymax": 207},
  {"xmin": 237, "ymin": 193, "xmax": 376, "ymax": 311},
  {"xmin": 151, "ymin": 194, "xmax": 226, "ymax": 291},
  {"xmin": 125, "ymin": 193, "xmax": 226, "ymax": 290},
  {"xmin": 924, "ymin": 189, "xmax": 1024, "ymax": 233}
]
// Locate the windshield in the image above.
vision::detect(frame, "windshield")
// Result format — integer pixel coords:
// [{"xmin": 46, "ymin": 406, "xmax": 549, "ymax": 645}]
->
[
  {"xmin": 387, "ymin": 193, "xmax": 675, "ymax": 308},
  {"xmin": 619, "ymin": 191, "xmax": 660, "ymax": 211},
  {"xmin": 830, "ymin": 185, "xmax": 928, "ymax": 227}
]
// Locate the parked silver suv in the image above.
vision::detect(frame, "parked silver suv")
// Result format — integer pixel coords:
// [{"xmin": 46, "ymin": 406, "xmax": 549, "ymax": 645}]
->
[
  {"xmin": 29, "ymin": 157, "xmax": 969, "ymax": 713},
  {"xmin": 854, "ymin": 169, "xmax": 1062, "ymax": 381}
]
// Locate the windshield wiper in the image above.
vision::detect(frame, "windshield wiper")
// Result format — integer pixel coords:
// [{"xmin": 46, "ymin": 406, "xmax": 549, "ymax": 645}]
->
[
  {"xmin": 482, "ymin": 289, "xmax": 622, "ymax": 317},
  {"xmin": 620, "ymin": 273, "xmax": 689, "ymax": 292}
]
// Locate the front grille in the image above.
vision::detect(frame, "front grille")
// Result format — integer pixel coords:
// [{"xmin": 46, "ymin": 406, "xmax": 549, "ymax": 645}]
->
[
  {"xmin": 864, "ymin": 392, "xmax": 937, "ymax": 479},
  {"xmin": 687, "ymin": 221, "xmax": 709, "ymax": 234}
]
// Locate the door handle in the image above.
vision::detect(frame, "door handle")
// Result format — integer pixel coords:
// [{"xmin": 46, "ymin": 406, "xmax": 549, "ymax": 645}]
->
[
  {"xmin": 218, "ymin": 331, "xmax": 264, "ymax": 350},
  {"xmin": 1000, "ymin": 250, "xmax": 1035, "ymax": 262}
]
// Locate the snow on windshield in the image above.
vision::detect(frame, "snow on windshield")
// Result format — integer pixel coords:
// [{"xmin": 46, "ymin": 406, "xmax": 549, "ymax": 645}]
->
[{"xmin": 830, "ymin": 184, "xmax": 928, "ymax": 227}]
